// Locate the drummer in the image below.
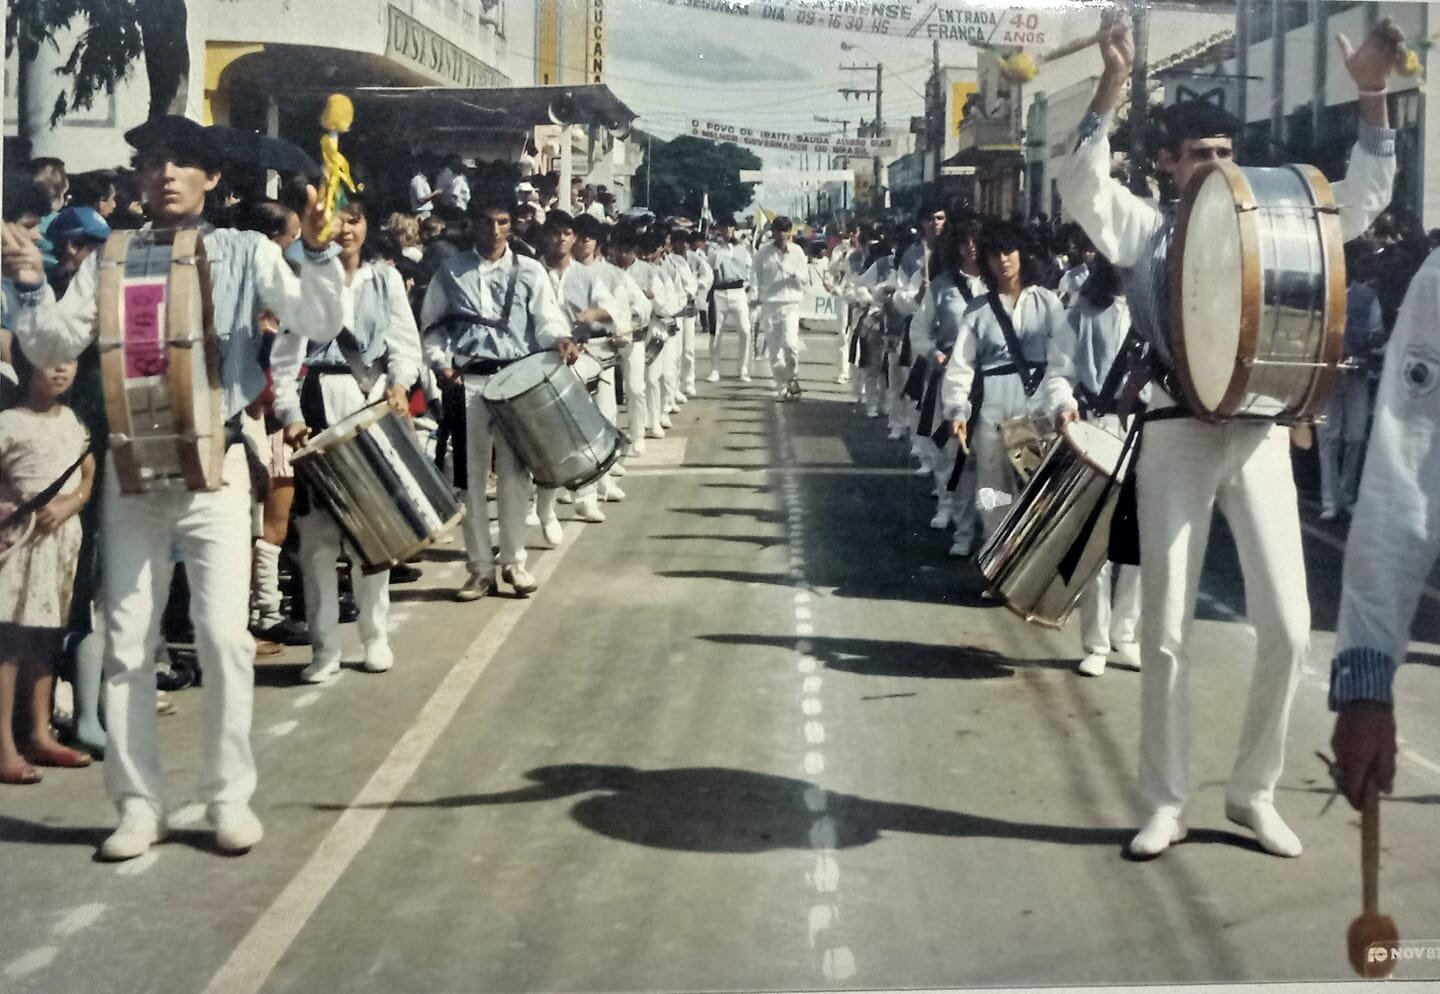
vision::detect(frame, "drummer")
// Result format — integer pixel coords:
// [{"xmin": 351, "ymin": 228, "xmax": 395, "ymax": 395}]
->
[
  {"xmin": 938, "ymin": 221, "xmax": 1065, "ymax": 552},
  {"xmin": 534, "ymin": 210, "xmax": 615, "ymax": 537},
  {"xmin": 420, "ymin": 188, "xmax": 576, "ymax": 602},
  {"xmin": 1056, "ymin": 12, "xmax": 1403, "ymax": 858},
  {"xmin": 271, "ymin": 190, "xmax": 421, "ymax": 684},
  {"xmin": 1, "ymin": 115, "xmax": 345, "ymax": 861},
  {"xmin": 605, "ymin": 229, "xmax": 656, "ymax": 453}
]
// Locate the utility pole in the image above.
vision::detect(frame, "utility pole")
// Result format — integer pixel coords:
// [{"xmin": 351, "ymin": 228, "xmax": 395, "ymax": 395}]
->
[
  {"xmin": 929, "ymin": 38, "xmax": 944, "ymax": 195},
  {"xmin": 1128, "ymin": 1, "xmax": 1150, "ymax": 197},
  {"xmin": 839, "ymin": 58, "xmax": 884, "ymax": 209}
]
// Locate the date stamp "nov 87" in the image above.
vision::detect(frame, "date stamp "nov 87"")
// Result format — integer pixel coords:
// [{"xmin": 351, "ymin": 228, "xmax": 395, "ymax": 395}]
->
[{"xmin": 1365, "ymin": 940, "xmax": 1440, "ymax": 976}]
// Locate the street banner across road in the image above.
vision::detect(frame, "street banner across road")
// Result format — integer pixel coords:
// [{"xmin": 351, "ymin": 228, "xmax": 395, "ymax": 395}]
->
[
  {"xmin": 692, "ymin": 120, "xmax": 895, "ymax": 154},
  {"xmin": 738, "ymin": 169, "xmax": 856, "ymax": 185},
  {"xmin": 662, "ymin": 0, "xmax": 1068, "ymax": 48}
]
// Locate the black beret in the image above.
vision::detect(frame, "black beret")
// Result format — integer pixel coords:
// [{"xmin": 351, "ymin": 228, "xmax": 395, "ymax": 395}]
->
[{"xmin": 124, "ymin": 115, "xmax": 222, "ymax": 169}]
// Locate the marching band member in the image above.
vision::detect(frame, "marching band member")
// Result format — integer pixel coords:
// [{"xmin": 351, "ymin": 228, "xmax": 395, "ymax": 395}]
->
[
  {"xmin": 750, "ymin": 216, "xmax": 809, "ymax": 402},
  {"xmin": 1057, "ymin": 12, "xmax": 1402, "ymax": 858},
  {"xmin": 534, "ymin": 210, "xmax": 615, "ymax": 534},
  {"xmin": 1, "ymin": 116, "xmax": 345, "ymax": 860},
  {"xmin": 940, "ymin": 221, "xmax": 1064, "ymax": 545},
  {"xmin": 271, "ymin": 190, "xmax": 421, "ymax": 684},
  {"xmin": 635, "ymin": 228, "xmax": 685, "ymax": 438},
  {"xmin": 845, "ymin": 231, "xmax": 895, "ymax": 417},
  {"xmin": 662, "ymin": 229, "xmax": 698, "ymax": 410},
  {"xmin": 887, "ymin": 202, "xmax": 945, "ymax": 442},
  {"xmin": 606, "ymin": 229, "xmax": 656, "ymax": 452},
  {"xmin": 420, "ymin": 190, "xmax": 575, "ymax": 602},
  {"xmin": 576, "ymin": 214, "xmax": 650, "ymax": 500},
  {"xmin": 910, "ymin": 216, "xmax": 985, "ymax": 556},
  {"xmin": 1043, "ymin": 254, "xmax": 1141, "ymax": 677},
  {"xmin": 684, "ymin": 230, "xmax": 714, "ymax": 396},
  {"xmin": 833, "ymin": 226, "xmax": 874, "ymax": 395},
  {"xmin": 1328, "ymin": 243, "xmax": 1440, "ymax": 811},
  {"xmin": 704, "ymin": 216, "xmax": 753, "ymax": 384},
  {"xmin": 1318, "ymin": 245, "xmax": 1385, "ymax": 522}
]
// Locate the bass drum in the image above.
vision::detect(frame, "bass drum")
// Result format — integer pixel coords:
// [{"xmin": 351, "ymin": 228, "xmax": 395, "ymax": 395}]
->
[
  {"xmin": 293, "ymin": 404, "xmax": 464, "ymax": 574},
  {"xmin": 1169, "ymin": 160, "xmax": 1345, "ymax": 422},
  {"xmin": 976, "ymin": 420, "xmax": 1131, "ymax": 628},
  {"xmin": 481, "ymin": 351, "xmax": 623, "ymax": 490}
]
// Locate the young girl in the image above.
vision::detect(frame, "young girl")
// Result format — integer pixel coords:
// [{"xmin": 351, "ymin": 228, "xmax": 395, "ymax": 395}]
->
[{"xmin": 0, "ymin": 347, "xmax": 95, "ymax": 784}]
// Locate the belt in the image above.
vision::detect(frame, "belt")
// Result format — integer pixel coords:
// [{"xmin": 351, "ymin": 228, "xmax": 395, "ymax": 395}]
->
[
  {"xmin": 460, "ymin": 357, "xmax": 518, "ymax": 376},
  {"xmin": 305, "ymin": 364, "xmax": 351, "ymax": 375},
  {"xmin": 714, "ymin": 280, "xmax": 746, "ymax": 291},
  {"xmin": 982, "ymin": 362, "xmax": 1020, "ymax": 377}
]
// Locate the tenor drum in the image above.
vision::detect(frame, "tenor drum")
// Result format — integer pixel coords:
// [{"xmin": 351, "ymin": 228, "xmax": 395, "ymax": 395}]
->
[
  {"xmin": 1169, "ymin": 160, "xmax": 1345, "ymax": 422},
  {"xmin": 96, "ymin": 228, "xmax": 224, "ymax": 493},
  {"xmin": 481, "ymin": 351, "xmax": 623, "ymax": 490},
  {"xmin": 976, "ymin": 421, "xmax": 1131, "ymax": 628},
  {"xmin": 293, "ymin": 404, "xmax": 464, "ymax": 574}
]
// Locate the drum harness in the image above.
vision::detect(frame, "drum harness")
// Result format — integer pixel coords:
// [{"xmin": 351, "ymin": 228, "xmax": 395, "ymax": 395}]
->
[
  {"xmin": 423, "ymin": 252, "xmax": 525, "ymax": 379},
  {"xmin": 913, "ymin": 275, "xmax": 976, "ymax": 437}
]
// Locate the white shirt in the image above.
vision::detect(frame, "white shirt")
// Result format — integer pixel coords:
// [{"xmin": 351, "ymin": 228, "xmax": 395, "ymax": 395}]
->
[
  {"xmin": 445, "ymin": 173, "xmax": 471, "ymax": 212},
  {"xmin": 940, "ymin": 286, "xmax": 1066, "ymax": 424},
  {"xmin": 750, "ymin": 240, "xmax": 808, "ymax": 305},
  {"xmin": 408, "ymin": 172, "xmax": 434, "ymax": 218}
]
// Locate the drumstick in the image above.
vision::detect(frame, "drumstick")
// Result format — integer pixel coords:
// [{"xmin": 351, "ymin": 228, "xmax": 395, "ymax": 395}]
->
[{"xmin": 1347, "ymin": 777, "xmax": 1398, "ymax": 978}]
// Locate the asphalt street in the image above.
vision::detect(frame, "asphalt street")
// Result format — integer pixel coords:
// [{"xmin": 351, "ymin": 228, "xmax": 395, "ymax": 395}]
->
[{"xmin": 3, "ymin": 331, "xmax": 1439, "ymax": 994}]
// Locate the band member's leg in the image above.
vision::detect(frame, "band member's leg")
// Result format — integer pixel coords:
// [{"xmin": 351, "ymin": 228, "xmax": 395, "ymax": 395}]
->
[
  {"xmin": 1217, "ymin": 427, "xmax": 1309, "ymax": 826},
  {"xmin": 623, "ymin": 342, "xmax": 648, "ymax": 447},
  {"xmin": 1111, "ymin": 564, "xmax": 1142, "ymax": 652},
  {"xmin": 100, "ymin": 465, "xmax": 175, "ymax": 820},
  {"xmin": 661, "ymin": 332, "xmax": 680, "ymax": 416},
  {"xmin": 487, "ymin": 404, "xmax": 531, "ymax": 570},
  {"xmin": 971, "ymin": 418, "xmax": 1022, "ymax": 540},
  {"xmin": 460, "ymin": 379, "xmax": 498, "ymax": 577},
  {"xmin": 781, "ymin": 305, "xmax": 801, "ymax": 386},
  {"xmin": 352, "ymin": 560, "xmax": 391, "ymax": 660},
  {"xmin": 1079, "ymin": 562, "xmax": 1115, "ymax": 657},
  {"xmin": 174, "ymin": 447, "xmax": 258, "ymax": 808},
  {"xmin": 296, "ymin": 510, "xmax": 343, "ymax": 674},
  {"xmin": 680, "ymin": 314, "xmax": 698, "ymax": 395},
  {"xmin": 1338, "ymin": 373, "xmax": 1372, "ymax": 510},
  {"xmin": 644, "ymin": 341, "xmax": 666, "ymax": 435}
]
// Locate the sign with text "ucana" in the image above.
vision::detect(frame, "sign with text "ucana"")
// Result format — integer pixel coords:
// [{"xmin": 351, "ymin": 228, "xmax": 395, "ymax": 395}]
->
[
  {"xmin": 662, "ymin": 0, "xmax": 1067, "ymax": 48},
  {"xmin": 691, "ymin": 120, "xmax": 895, "ymax": 154}
]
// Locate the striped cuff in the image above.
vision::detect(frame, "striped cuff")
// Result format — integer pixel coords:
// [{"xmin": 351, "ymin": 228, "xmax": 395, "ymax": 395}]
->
[
  {"xmin": 1356, "ymin": 122, "xmax": 1397, "ymax": 157},
  {"xmin": 304, "ymin": 242, "xmax": 341, "ymax": 263},
  {"xmin": 1328, "ymin": 646, "xmax": 1396, "ymax": 711}
]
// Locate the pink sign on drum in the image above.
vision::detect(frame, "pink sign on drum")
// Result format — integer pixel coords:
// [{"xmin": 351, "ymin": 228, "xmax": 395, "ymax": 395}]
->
[{"xmin": 123, "ymin": 279, "xmax": 169, "ymax": 378}]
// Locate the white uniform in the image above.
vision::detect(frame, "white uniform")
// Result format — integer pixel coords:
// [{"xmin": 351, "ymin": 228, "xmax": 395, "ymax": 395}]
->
[
  {"xmin": 1329, "ymin": 247, "xmax": 1440, "ymax": 710},
  {"xmin": 750, "ymin": 239, "xmax": 809, "ymax": 391},
  {"xmin": 628, "ymin": 257, "xmax": 684, "ymax": 436},
  {"xmin": 845, "ymin": 256, "xmax": 895, "ymax": 412},
  {"xmin": 10, "ymin": 225, "xmax": 345, "ymax": 822},
  {"xmin": 706, "ymin": 240, "xmax": 754, "ymax": 380},
  {"xmin": 1057, "ymin": 108, "xmax": 1395, "ymax": 844},
  {"xmin": 420, "ymin": 246, "xmax": 570, "ymax": 581},
  {"xmin": 272, "ymin": 262, "xmax": 422, "ymax": 676},
  {"xmin": 587, "ymin": 257, "xmax": 650, "ymax": 465},
  {"xmin": 663, "ymin": 251, "xmax": 698, "ymax": 406},
  {"xmin": 686, "ymin": 248, "xmax": 714, "ymax": 393}
]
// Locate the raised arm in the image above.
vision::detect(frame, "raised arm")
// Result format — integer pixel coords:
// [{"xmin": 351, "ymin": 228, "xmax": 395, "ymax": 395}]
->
[{"xmin": 254, "ymin": 236, "xmax": 346, "ymax": 345}]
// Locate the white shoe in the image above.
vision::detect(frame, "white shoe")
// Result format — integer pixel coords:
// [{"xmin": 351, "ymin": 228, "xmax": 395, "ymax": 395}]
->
[
  {"xmin": 300, "ymin": 653, "xmax": 342, "ymax": 684},
  {"xmin": 502, "ymin": 563, "xmax": 538, "ymax": 596},
  {"xmin": 99, "ymin": 807, "xmax": 167, "ymax": 862},
  {"xmin": 1110, "ymin": 641, "xmax": 1141, "ymax": 670},
  {"xmin": 525, "ymin": 505, "xmax": 541, "ymax": 526},
  {"xmin": 706, "ymin": 370, "xmax": 720, "ymax": 383},
  {"xmin": 1225, "ymin": 801, "xmax": 1303, "ymax": 857},
  {"xmin": 646, "ymin": 426, "xmax": 665, "ymax": 439},
  {"xmin": 888, "ymin": 427, "xmax": 905, "ymax": 441},
  {"xmin": 1077, "ymin": 652, "xmax": 1107, "ymax": 677},
  {"xmin": 776, "ymin": 387, "xmax": 791, "ymax": 402},
  {"xmin": 454, "ymin": 571, "xmax": 496, "ymax": 602},
  {"xmin": 929, "ymin": 509, "xmax": 952, "ymax": 531},
  {"xmin": 739, "ymin": 373, "xmax": 752, "ymax": 383},
  {"xmin": 541, "ymin": 516, "xmax": 564, "ymax": 546},
  {"xmin": 574, "ymin": 499, "xmax": 606, "ymax": 523},
  {"xmin": 363, "ymin": 641, "xmax": 394, "ymax": 674},
  {"xmin": 629, "ymin": 438, "xmax": 647, "ymax": 456},
  {"xmin": 208, "ymin": 803, "xmax": 264, "ymax": 854},
  {"xmin": 836, "ymin": 373, "xmax": 850, "ymax": 384},
  {"xmin": 913, "ymin": 462, "xmax": 933, "ymax": 477},
  {"xmin": 1129, "ymin": 811, "xmax": 1186, "ymax": 858},
  {"xmin": 949, "ymin": 535, "xmax": 975, "ymax": 558},
  {"xmin": 676, "ymin": 392, "xmax": 688, "ymax": 404},
  {"xmin": 556, "ymin": 489, "xmax": 574, "ymax": 505},
  {"xmin": 659, "ymin": 414, "xmax": 673, "ymax": 429},
  {"xmin": 600, "ymin": 482, "xmax": 626, "ymax": 502},
  {"xmin": 866, "ymin": 407, "xmax": 881, "ymax": 419},
  {"xmin": 609, "ymin": 461, "xmax": 627, "ymax": 479}
]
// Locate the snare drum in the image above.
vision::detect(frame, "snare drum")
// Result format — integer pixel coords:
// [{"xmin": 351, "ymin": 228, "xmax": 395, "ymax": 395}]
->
[
  {"xmin": 1168, "ymin": 161, "xmax": 1345, "ymax": 422},
  {"xmin": 976, "ymin": 420, "xmax": 1131, "ymax": 628},
  {"xmin": 481, "ymin": 351, "xmax": 623, "ymax": 490},
  {"xmin": 293, "ymin": 404, "xmax": 464, "ymax": 574},
  {"xmin": 96, "ymin": 228, "xmax": 224, "ymax": 493}
]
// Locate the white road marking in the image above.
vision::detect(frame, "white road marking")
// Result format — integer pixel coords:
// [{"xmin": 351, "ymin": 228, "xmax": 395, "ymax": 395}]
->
[
  {"xmin": 803, "ymin": 787, "xmax": 828, "ymax": 813},
  {"xmin": 810, "ymin": 853, "xmax": 840, "ymax": 893},
  {"xmin": 3, "ymin": 946, "xmax": 58, "ymax": 979},
  {"xmin": 798, "ymin": 656, "xmax": 818, "ymax": 674},
  {"xmin": 795, "ymin": 606, "xmax": 812, "ymax": 621},
  {"xmin": 796, "ymin": 622, "xmax": 814, "ymax": 636},
  {"xmin": 822, "ymin": 947, "xmax": 857, "ymax": 981},
  {"xmin": 201, "ymin": 535, "xmax": 583, "ymax": 994},
  {"xmin": 52, "ymin": 903, "xmax": 107, "ymax": 937},
  {"xmin": 804, "ymin": 752, "xmax": 826, "ymax": 775},
  {"xmin": 808, "ymin": 904, "xmax": 836, "ymax": 946},
  {"xmin": 793, "ymin": 591, "xmax": 811, "ymax": 605},
  {"xmin": 266, "ymin": 720, "xmax": 299, "ymax": 739},
  {"xmin": 115, "ymin": 850, "xmax": 159, "ymax": 876},
  {"xmin": 802, "ymin": 676, "xmax": 822, "ymax": 694},
  {"xmin": 805, "ymin": 722, "xmax": 826, "ymax": 744},
  {"xmin": 292, "ymin": 691, "xmax": 322, "ymax": 710},
  {"xmin": 802, "ymin": 698, "xmax": 823, "ymax": 716}
]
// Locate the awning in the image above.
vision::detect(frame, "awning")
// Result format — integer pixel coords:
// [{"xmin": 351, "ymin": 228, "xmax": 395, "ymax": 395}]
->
[{"xmin": 302, "ymin": 84, "xmax": 638, "ymax": 138}]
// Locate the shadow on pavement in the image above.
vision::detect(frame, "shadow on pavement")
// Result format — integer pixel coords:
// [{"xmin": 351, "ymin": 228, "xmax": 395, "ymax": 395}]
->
[
  {"xmin": 309, "ymin": 763, "xmax": 1265, "ymax": 858},
  {"xmin": 671, "ymin": 506, "xmax": 785, "ymax": 525},
  {"xmin": 700, "ymin": 633, "xmax": 1074, "ymax": 680},
  {"xmin": 648, "ymin": 533, "xmax": 787, "ymax": 549}
]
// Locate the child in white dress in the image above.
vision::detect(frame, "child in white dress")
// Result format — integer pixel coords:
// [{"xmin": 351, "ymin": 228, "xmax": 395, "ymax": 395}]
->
[{"xmin": 0, "ymin": 348, "xmax": 94, "ymax": 784}]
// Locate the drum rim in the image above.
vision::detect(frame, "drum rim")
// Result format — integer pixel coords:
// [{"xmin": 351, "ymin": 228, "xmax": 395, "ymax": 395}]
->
[
  {"xmin": 1289, "ymin": 163, "xmax": 1348, "ymax": 422},
  {"xmin": 1169, "ymin": 159, "xmax": 1261, "ymax": 419},
  {"xmin": 1060, "ymin": 419, "xmax": 1127, "ymax": 478},
  {"xmin": 292, "ymin": 400, "xmax": 394, "ymax": 459},
  {"xmin": 480, "ymin": 350, "xmax": 563, "ymax": 402}
]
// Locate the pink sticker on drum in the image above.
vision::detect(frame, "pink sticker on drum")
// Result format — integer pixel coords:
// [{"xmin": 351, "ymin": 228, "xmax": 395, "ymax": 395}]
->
[{"xmin": 123, "ymin": 279, "xmax": 168, "ymax": 378}]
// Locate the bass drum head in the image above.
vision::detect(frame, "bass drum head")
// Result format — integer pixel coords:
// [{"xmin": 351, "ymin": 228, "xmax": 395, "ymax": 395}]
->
[
  {"xmin": 482, "ymin": 352, "xmax": 558, "ymax": 401},
  {"xmin": 1176, "ymin": 167, "xmax": 1246, "ymax": 413},
  {"xmin": 1063, "ymin": 419, "xmax": 1126, "ymax": 477}
]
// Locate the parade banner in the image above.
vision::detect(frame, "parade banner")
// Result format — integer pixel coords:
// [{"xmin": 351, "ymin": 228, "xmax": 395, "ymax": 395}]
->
[
  {"xmin": 662, "ymin": 0, "xmax": 1068, "ymax": 48},
  {"xmin": 738, "ymin": 169, "xmax": 856, "ymax": 185},
  {"xmin": 692, "ymin": 120, "xmax": 895, "ymax": 154}
]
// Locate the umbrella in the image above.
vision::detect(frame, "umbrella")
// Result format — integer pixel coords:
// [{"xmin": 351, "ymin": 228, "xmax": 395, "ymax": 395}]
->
[{"xmin": 206, "ymin": 125, "xmax": 319, "ymax": 176}]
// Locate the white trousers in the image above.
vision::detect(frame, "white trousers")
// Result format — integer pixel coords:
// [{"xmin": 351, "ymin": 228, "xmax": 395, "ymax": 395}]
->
[
  {"xmin": 460, "ymin": 375, "xmax": 531, "ymax": 574},
  {"xmin": 102, "ymin": 446, "xmax": 256, "ymax": 816},
  {"xmin": 1318, "ymin": 371, "xmax": 1372, "ymax": 511},
  {"xmin": 1078, "ymin": 562, "xmax": 1142, "ymax": 654},
  {"xmin": 884, "ymin": 341, "xmax": 911, "ymax": 430},
  {"xmin": 296, "ymin": 512, "xmax": 389, "ymax": 662},
  {"xmin": 677, "ymin": 313, "xmax": 698, "ymax": 393},
  {"xmin": 648, "ymin": 328, "xmax": 676, "ymax": 426},
  {"xmin": 621, "ymin": 340, "xmax": 647, "ymax": 442},
  {"xmin": 933, "ymin": 436, "xmax": 980, "ymax": 543},
  {"xmin": 1136, "ymin": 418, "xmax": 1308, "ymax": 817},
  {"xmin": 971, "ymin": 416, "xmax": 1023, "ymax": 541},
  {"xmin": 757, "ymin": 302, "xmax": 801, "ymax": 388},
  {"xmin": 710, "ymin": 289, "xmax": 752, "ymax": 379}
]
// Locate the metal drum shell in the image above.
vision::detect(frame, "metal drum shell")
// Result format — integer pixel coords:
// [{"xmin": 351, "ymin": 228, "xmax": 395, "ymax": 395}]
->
[
  {"xmin": 293, "ymin": 404, "xmax": 464, "ymax": 574},
  {"xmin": 975, "ymin": 421, "xmax": 1130, "ymax": 629},
  {"xmin": 481, "ymin": 352, "xmax": 623, "ymax": 490},
  {"xmin": 1169, "ymin": 160, "xmax": 1345, "ymax": 423}
]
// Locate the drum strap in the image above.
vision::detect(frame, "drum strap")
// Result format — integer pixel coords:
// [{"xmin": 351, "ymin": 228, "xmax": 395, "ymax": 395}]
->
[
  {"xmin": 333, "ymin": 329, "xmax": 386, "ymax": 396},
  {"xmin": 986, "ymin": 293, "xmax": 1044, "ymax": 397}
]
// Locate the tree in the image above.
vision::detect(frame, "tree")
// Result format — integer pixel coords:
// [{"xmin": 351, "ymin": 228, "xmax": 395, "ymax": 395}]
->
[
  {"xmin": 638, "ymin": 135, "xmax": 760, "ymax": 220},
  {"xmin": 6, "ymin": 0, "xmax": 192, "ymax": 127}
]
